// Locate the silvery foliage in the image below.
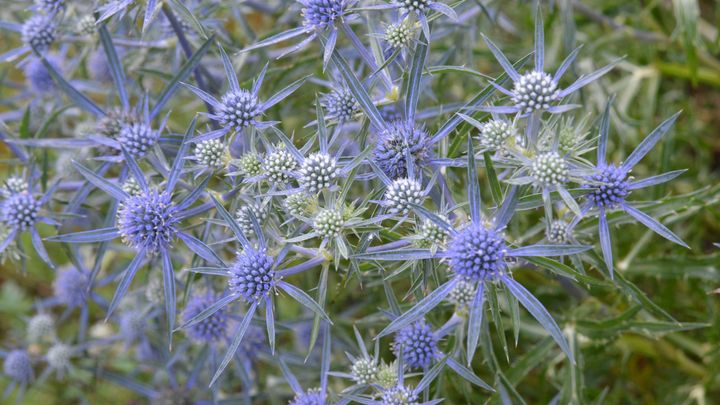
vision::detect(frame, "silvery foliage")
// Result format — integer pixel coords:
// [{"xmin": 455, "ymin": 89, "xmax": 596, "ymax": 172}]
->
[{"xmin": 0, "ymin": 0, "xmax": 691, "ymax": 404}]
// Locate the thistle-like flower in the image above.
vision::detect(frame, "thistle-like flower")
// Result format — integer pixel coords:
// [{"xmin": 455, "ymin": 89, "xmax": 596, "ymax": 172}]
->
[
  {"xmin": 46, "ymin": 343, "xmax": 74, "ymax": 376},
  {"xmin": 185, "ymin": 45, "xmax": 306, "ymax": 142},
  {"xmin": 239, "ymin": 0, "xmax": 356, "ymax": 68},
  {"xmin": 53, "ymin": 268, "xmax": 90, "ymax": 308},
  {"xmin": 392, "ymin": 321, "xmax": 438, "ymax": 369},
  {"xmin": 22, "ymin": 15, "xmax": 56, "ymax": 53},
  {"xmin": 384, "ymin": 178, "xmax": 425, "ymax": 216},
  {"xmin": 27, "ymin": 314, "xmax": 55, "ymax": 344},
  {"xmin": 384, "ymin": 21, "xmax": 415, "ymax": 49},
  {"xmin": 48, "ymin": 120, "xmax": 220, "ymax": 345},
  {"xmin": 192, "ymin": 139, "xmax": 228, "ymax": 172},
  {"xmin": 570, "ymin": 100, "xmax": 688, "ymax": 277},
  {"xmin": 300, "ymin": 152, "xmax": 340, "ymax": 194},
  {"xmin": 263, "ymin": 147, "xmax": 299, "ymax": 185},
  {"xmin": 321, "ymin": 87, "xmax": 358, "ymax": 123},
  {"xmin": 480, "ymin": 6, "xmax": 618, "ymax": 118},
  {"xmin": 0, "ymin": 173, "xmax": 59, "ymax": 269},
  {"xmin": 356, "ymin": 139, "xmax": 591, "ymax": 365},
  {"xmin": 180, "ymin": 196, "xmax": 328, "ymax": 386},
  {"xmin": 23, "ymin": 56, "xmax": 61, "ymax": 94},
  {"xmin": 3, "ymin": 350, "xmax": 33, "ymax": 385},
  {"xmin": 352, "ymin": 359, "xmax": 380, "ymax": 385},
  {"xmin": 373, "ymin": 120, "xmax": 432, "ymax": 180}
]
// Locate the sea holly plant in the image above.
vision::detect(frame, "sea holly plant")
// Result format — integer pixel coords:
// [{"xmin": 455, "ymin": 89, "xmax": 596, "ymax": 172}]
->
[
  {"xmin": 570, "ymin": 99, "xmax": 688, "ymax": 278},
  {"xmin": 46, "ymin": 119, "xmax": 221, "ymax": 345},
  {"xmin": 184, "ymin": 44, "xmax": 308, "ymax": 143},
  {"xmin": 181, "ymin": 194, "xmax": 330, "ymax": 386},
  {"xmin": 479, "ymin": 5, "xmax": 620, "ymax": 143},
  {"xmin": 0, "ymin": 0, "xmax": 710, "ymax": 403},
  {"xmin": 0, "ymin": 170, "xmax": 60, "ymax": 269},
  {"xmin": 353, "ymin": 138, "xmax": 592, "ymax": 363}
]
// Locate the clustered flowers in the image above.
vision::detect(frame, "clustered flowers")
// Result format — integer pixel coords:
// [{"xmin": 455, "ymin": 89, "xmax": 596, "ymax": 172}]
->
[{"xmin": 0, "ymin": 1, "xmax": 693, "ymax": 404}]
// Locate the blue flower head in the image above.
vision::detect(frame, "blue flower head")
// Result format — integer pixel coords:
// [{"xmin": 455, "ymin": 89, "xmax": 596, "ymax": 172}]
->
[
  {"xmin": 228, "ymin": 250, "xmax": 276, "ymax": 302},
  {"xmin": 53, "ymin": 268, "xmax": 90, "ymax": 308},
  {"xmin": 447, "ymin": 224, "xmax": 507, "ymax": 282},
  {"xmin": 571, "ymin": 99, "xmax": 687, "ymax": 278},
  {"xmin": 24, "ymin": 55, "xmax": 61, "ymax": 93},
  {"xmin": 374, "ymin": 120, "xmax": 431, "ymax": 179},
  {"xmin": 218, "ymin": 89, "xmax": 262, "ymax": 132},
  {"xmin": 584, "ymin": 164, "xmax": 630, "ymax": 208},
  {"xmin": 182, "ymin": 293, "xmax": 229, "ymax": 343},
  {"xmin": 393, "ymin": 321, "xmax": 438, "ymax": 369},
  {"xmin": 381, "ymin": 384, "xmax": 419, "ymax": 405},
  {"xmin": 2, "ymin": 192, "xmax": 40, "ymax": 231},
  {"xmin": 117, "ymin": 122, "xmax": 161, "ymax": 159},
  {"xmin": 117, "ymin": 190, "xmax": 179, "ymax": 254},
  {"xmin": 187, "ymin": 45, "xmax": 306, "ymax": 141},
  {"xmin": 321, "ymin": 87, "xmax": 358, "ymax": 123},
  {"xmin": 290, "ymin": 388, "xmax": 325, "ymax": 405},
  {"xmin": 3, "ymin": 350, "xmax": 32, "ymax": 384},
  {"xmin": 22, "ymin": 15, "xmax": 56, "ymax": 53},
  {"xmin": 301, "ymin": 0, "xmax": 348, "ymax": 32}
]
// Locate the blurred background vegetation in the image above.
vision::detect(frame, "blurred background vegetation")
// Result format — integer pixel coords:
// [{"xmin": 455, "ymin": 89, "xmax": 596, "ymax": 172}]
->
[{"xmin": 0, "ymin": 0, "xmax": 719, "ymax": 403}]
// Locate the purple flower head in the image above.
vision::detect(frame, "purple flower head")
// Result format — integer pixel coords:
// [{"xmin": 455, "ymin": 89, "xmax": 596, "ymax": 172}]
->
[
  {"xmin": 584, "ymin": 164, "xmax": 630, "ymax": 208},
  {"xmin": 301, "ymin": 0, "xmax": 347, "ymax": 31},
  {"xmin": 374, "ymin": 120, "xmax": 431, "ymax": 179},
  {"xmin": 2, "ymin": 192, "xmax": 40, "ymax": 231},
  {"xmin": 448, "ymin": 224, "xmax": 507, "ymax": 282},
  {"xmin": 117, "ymin": 122, "xmax": 161, "ymax": 159},
  {"xmin": 3, "ymin": 350, "xmax": 32, "ymax": 384},
  {"xmin": 188, "ymin": 46, "xmax": 306, "ymax": 141},
  {"xmin": 181, "ymin": 293, "xmax": 229, "ymax": 343},
  {"xmin": 22, "ymin": 15, "xmax": 56, "ymax": 53},
  {"xmin": 23, "ymin": 55, "xmax": 62, "ymax": 93},
  {"xmin": 381, "ymin": 384, "xmax": 419, "ymax": 405},
  {"xmin": 393, "ymin": 321, "xmax": 438, "ymax": 369},
  {"xmin": 53, "ymin": 268, "xmax": 89, "ymax": 307},
  {"xmin": 290, "ymin": 388, "xmax": 325, "ymax": 405},
  {"xmin": 117, "ymin": 190, "xmax": 179, "ymax": 254},
  {"xmin": 228, "ymin": 250, "xmax": 276, "ymax": 302}
]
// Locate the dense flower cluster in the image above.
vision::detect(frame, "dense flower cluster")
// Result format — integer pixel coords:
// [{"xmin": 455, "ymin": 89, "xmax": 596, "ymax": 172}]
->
[{"xmin": 0, "ymin": 1, "xmax": 698, "ymax": 404}]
